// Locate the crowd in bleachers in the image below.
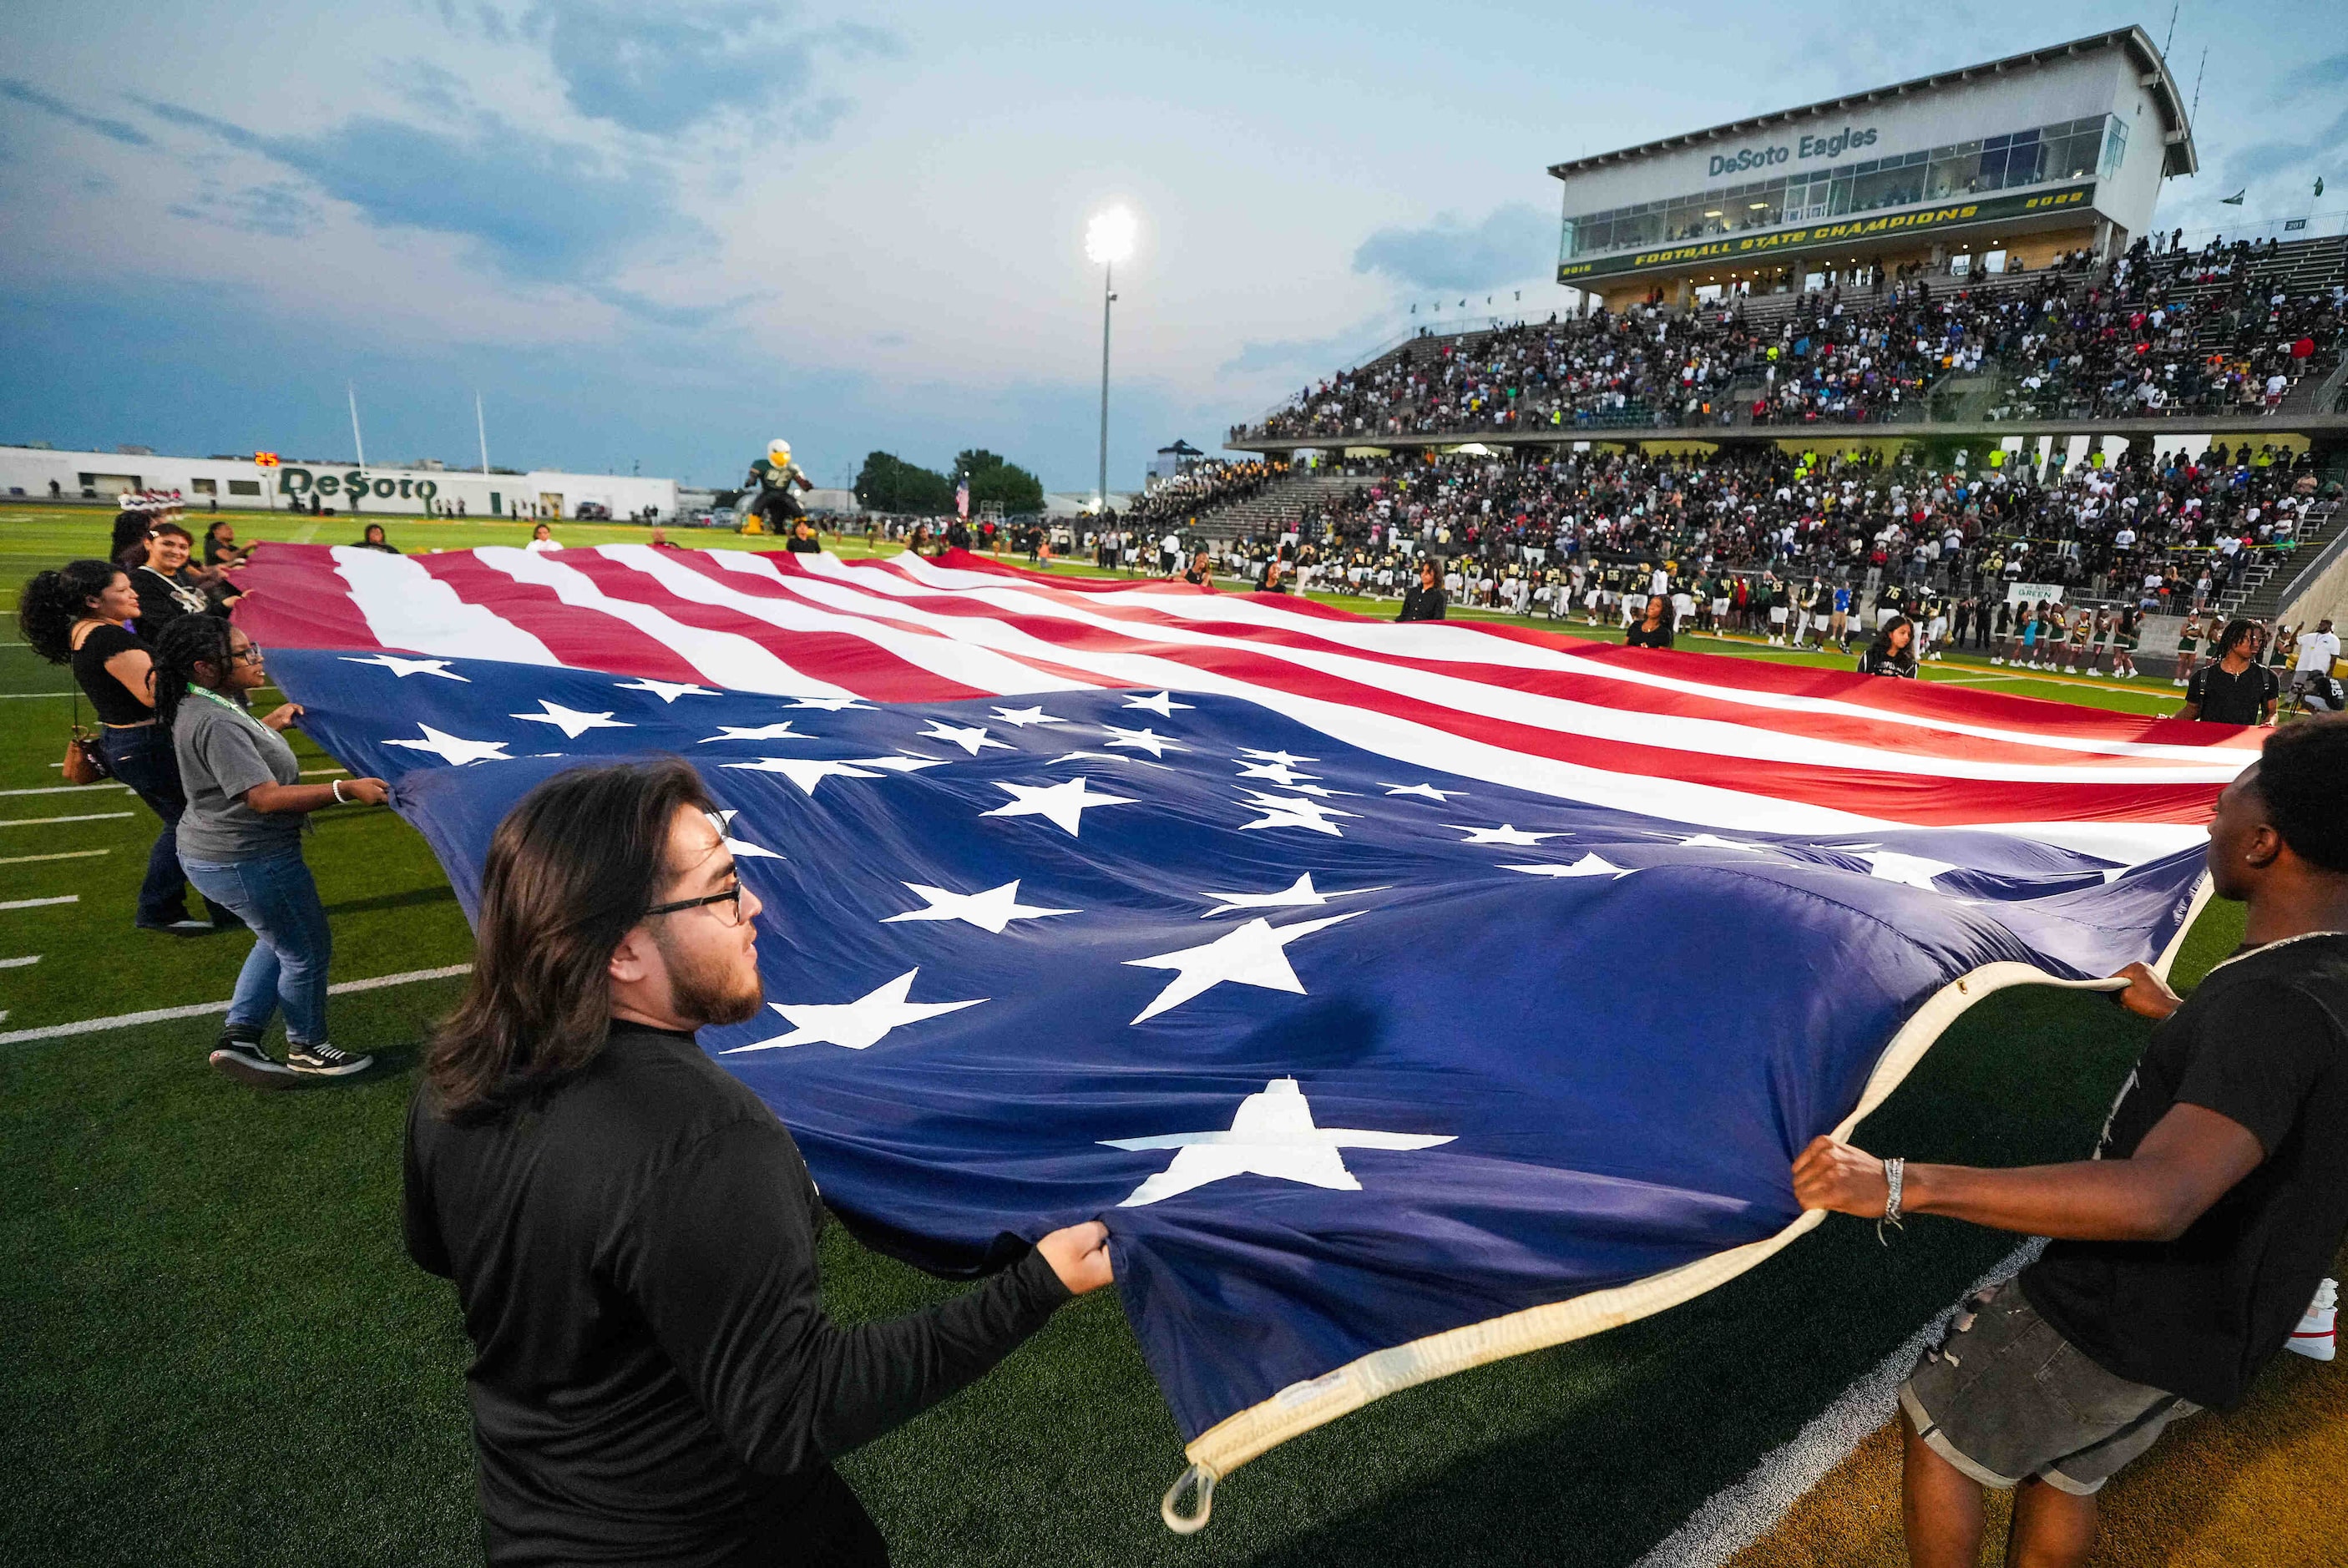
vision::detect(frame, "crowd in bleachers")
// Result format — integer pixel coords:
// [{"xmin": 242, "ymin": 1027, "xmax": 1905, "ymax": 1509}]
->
[
  {"xmin": 1204, "ymin": 439, "xmax": 2340, "ymax": 631},
  {"xmin": 1129, "ymin": 458, "xmax": 1286, "ymax": 525},
  {"xmin": 1239, "ymin": 237, "xmax": 2345, "ymax": 442}
]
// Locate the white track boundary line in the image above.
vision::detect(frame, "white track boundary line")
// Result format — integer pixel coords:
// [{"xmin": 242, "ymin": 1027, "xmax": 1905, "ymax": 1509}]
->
[
  {"xmin": 0, "ymin": 955, "xmax": 38, "ymax": 969},
  {"xmin": 0, "ymin": 783, "xmax": 132, "ymax": 797},
  {"xmin": 0, "ymin": 963, "xmax": 473, "ymax": 1046},
  {"xmin": 0, "ymin": 893, "xmax": 85, "ymax": 907},
  {"xmin": 0, "ymin": 852, "xmax": 108, "ymax": 867},
  {"xmin": 1628, "ymin": 1237, "xmax": 2044, "ymax": 1568},
  {"xmin": 0, "ymin": 812, "xmax": 133, "ymax": 827}
]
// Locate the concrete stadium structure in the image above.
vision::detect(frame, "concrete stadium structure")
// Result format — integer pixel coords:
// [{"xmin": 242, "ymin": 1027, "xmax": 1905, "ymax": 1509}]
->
[{"xmin": 1552, "ymin": 27, "xmax": 2194, "ymax": 311}]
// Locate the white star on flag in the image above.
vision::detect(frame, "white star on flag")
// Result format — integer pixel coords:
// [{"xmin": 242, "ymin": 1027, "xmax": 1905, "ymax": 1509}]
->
[
  {"xmin": 883, "ymin": 879, "xmax": 1077, "ymax": 933},
  {"xmin": 1122, "ymin": 913, "xmax": 1359, "ymax": 1023},
  {"xmin": 720, "ymin": 756, "xmax": 883, "ymax": 794},
  {"xmin": 699, "ymin": 721, "xmax": 814, "ymax": 744},
  {"xmin": 382, "ymin": 725, "xmax": 513, "ymax": 766},
  {"xmin": 1237, "ymin": 790, "xmax": 1358, "ymax": 837},
  {"xmin": 858, "ymin": 754, "xmax": 951, "ymax": 774},
  {"xmin": 1448, "ymin": 822, "xmax": 1560, "ymax": 847},
  {"xmin": 1849, "ymin": 848, "xmax": 1963, "ymax": 890},
  {"xmin": 1666, "ymin": 832, "xmax": 1773, "ymax": 854},
  {"xmin": 1045, "ymin": 750, "xmax": 1172, "ymax": 771},
  {"xmin": 1235, "ymin": 760, "xmax": 1319, "ymax": 787},
  {"xmin": 788, "ymin": 695, "xmax": 872, "ymax": 711},
  {"xmin": 1197, "ymin": 872, "xmax": 1389, "ymax": 918},
  {"xmin": 1237, "ymin": 747, "xmax": 1318, "ymax": 766},
  {"xmin": 984, "ymin": 776, "xmax": 1136, "ymax": 836},
  {"xmin": 1099, "ymin": 1077, "xmax": 1454, "ymax": 1206},
  {"xmin": 989, "ymin": 705, "xmax": 1068, "ymax": 728},
  {"xmin": 1101, "ymin": 725, "xmax": 1183, "ymax": 757},
  {"xmin": 512, "ymin": 701, "xmax": 632, "ymax": 740},
  {"xmin": 723, "ymin": 969, "xmax": 984, "ymax": 1052},
  {"xmin": 1504, "ymin": 854, "xmax": 1634, "ymax": 879},
  {"xmin": 615, "ymin": 678, "xmax": 719, "ymax": 702},
  {"xmin": 1124, "ymin": 690, "xmax": 1194, "ymax": 717},
  {"xmin": 709, "ymin": 809, "xmax": 783, "ymax": 858},
  {"xmin": 918, "ymin": 721, "xmax": 1013, "ymax": 756},
  {"xmin": 1382, "ymin": 782, "xmax": 1465, "ymax": 802},
  {"xmin": 342, "ymin": 654, "xmax": 468, "ymax": 681}
]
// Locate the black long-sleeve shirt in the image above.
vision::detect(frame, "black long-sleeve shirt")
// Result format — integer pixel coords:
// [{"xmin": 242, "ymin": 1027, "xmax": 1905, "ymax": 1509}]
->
[
  {"xmin": 1397, "ymin": 583, "xmax": 1447, "ymax": 622},
  {"xmin": 403, "ymin": 1024, "xmax": 1070, "ymax": 1566}
]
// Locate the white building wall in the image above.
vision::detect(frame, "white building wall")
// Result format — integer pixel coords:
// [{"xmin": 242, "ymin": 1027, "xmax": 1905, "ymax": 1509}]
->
[{"xmin": 0, "ymin": 446, "xmax": 678, "ymax": 520}]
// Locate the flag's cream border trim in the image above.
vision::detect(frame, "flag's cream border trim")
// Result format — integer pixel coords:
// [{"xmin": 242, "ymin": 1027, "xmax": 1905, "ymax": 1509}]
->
[{"xmin": 1161, "ymin": 875, "xmax": 2214, "ymax": 1533}]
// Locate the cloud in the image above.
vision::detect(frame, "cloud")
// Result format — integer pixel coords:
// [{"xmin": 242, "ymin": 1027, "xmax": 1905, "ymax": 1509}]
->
[
  {"xmin": 167, "ymin": 181, "xmax": 325, "ymax": 239},
  {"xmin": 523, "ymin": 2, "xmax": 905, "ymax": 139},
  {"xmin": 0, "ymin": 79, "xmax": 154, "ymax": 147},
  {"xmin": 138, "ymin": 97, "xmax": 690, "ymax": 282},
  {"xmin": 2222, "ymin": 103, "xmax": 2348, "ymax": 188},
  {"xmin": 2278, "ymin": 51, "xmax": 2348, "ymax": 95},
  {"xmin": 1351, "ymin": 203, "xmax": 1553, "ymax": 292},
  {"xmin": 1220, "ymin": 318, "xmax": 1399, "ymax": 378}
]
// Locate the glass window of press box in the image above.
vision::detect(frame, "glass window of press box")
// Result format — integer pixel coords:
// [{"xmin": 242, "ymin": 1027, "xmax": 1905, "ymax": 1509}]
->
[{"xmin": 1561, "ymin": 115, "xmax": 2123, "ymax": 261}]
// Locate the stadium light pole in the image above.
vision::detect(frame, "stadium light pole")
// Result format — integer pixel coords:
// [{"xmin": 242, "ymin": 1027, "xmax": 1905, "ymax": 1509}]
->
[{"xmin": 1085, "ymin": 207, "xmax": 1136, "ymax": 516}]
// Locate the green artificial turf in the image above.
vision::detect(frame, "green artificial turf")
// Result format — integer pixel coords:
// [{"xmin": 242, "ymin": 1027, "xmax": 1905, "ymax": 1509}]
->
[{"xmin": 0, "ymin": 501, "xmax": 2243, "ymax": 1565}]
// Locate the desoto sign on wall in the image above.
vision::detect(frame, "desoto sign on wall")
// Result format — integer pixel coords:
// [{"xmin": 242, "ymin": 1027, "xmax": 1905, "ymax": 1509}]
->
[
  {"xmin": 1706, "ymin": 124, "xmax": 1879, "ymax": 178},
  {"xmin": 277, "ymin": 466, "xmax": 444, "ymax": 503}
]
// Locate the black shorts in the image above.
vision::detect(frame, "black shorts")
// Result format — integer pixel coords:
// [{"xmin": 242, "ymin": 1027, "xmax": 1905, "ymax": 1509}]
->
[
  {"xmin": 1899, "ymin": 1282, "xmax": 2196, "ymax": 1495},
  {"xmin": 748, "ymin": 488, "xmax": 805, "ymax": 524}
]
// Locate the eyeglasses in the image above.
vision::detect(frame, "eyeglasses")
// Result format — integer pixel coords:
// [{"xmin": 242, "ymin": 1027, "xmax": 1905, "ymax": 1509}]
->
[
  {"xmin": 228, "ymin": 642, "xmax": 265, "ymax": 665},
  {"xmin": 644, "ymin": 883, "xmax": 747, "ymax": 927}
]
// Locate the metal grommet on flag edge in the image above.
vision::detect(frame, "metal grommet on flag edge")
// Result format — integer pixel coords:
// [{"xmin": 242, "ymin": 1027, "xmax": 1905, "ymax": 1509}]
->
[
  {"xmin": 1160, "ymin": 1462, "xmax": 1217, "ymax": 1533},
  {"xmin": 1160, "ymin": 890, "xmax": 2209, "ymax": 1529}
]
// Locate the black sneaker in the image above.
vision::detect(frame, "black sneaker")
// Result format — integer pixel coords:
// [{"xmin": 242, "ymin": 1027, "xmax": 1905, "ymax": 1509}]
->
[
  {"xmin": 210, "ymin": 1037, "xmax": 297, "ymax": 1089},
  {"xmin": 139, "ymin": 917, "xmax": 215, "ymax": 935},
  {"xmin": 286, "ymin": 1042, "xmax": 373, "ymax": 1078}
]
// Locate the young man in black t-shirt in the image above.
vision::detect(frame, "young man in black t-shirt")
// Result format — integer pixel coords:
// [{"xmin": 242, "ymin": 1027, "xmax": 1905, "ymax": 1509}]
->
[
  {"xmin": 2179, "ymin": 618, "xmax": 2278, "ymax": 726},
  {"xmin": 1795, "ymin": 718, "xmax": 2348, "ymax": 1568}
]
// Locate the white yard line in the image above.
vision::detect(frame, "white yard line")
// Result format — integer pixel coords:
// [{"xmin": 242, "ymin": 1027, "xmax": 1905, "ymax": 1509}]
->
[
  {"xmin": 1628, "ymin": 1239, "xmax": 2043, "ymax": 1568},
  {"xmin": 0, "ymin": 812, "xmax": 134, "ymax": 827},
  {"xmin": 0, "ymin": 963, "xmax": 474, "ymax": 1047},
  {"xmin": 300, "ymin": 767, "xmax": 349, "ymax": 776},
  {"xmin": 0, "ymin": 854, "xmax": 107, "ymax": 869},
  {"xmin": 0, "ymin": 692, "xmax": 73, "ymax": 699},
  {"xmin": 0, "ymin": 783, "xmax": 133, "ymax": 797},
  {"xmin": 0, "ymin": 956, "xmax": 38, "ymax": 969}
]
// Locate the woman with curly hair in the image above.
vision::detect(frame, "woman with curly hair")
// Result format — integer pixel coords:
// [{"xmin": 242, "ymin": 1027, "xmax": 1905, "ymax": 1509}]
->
[
  {"xmin": 17, "ymin": 559, "xmax": 225, "ymax": 933},
  {"xmin": 153, "ymin": 615, "xmax": 390, "ymax": 1085}
]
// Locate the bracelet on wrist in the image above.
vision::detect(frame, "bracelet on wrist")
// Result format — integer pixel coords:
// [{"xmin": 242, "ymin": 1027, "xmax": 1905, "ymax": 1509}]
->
[
  {"xmin": 1877, "ymin": 1156, "xmax": 1905, "ymax": 1246},
  {"xmin": 331, "ymin": 778, "xmax": 347, "ymax": 805}
]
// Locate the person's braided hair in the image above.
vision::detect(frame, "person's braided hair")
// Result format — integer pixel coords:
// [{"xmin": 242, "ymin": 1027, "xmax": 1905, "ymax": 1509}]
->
[
  {"xmin": 150, "ymin": 614, "xmax": 239, "ymax": 737},
  {"xmin": 16, "ymin": 559, "xmax": 122, "ymax": 665},
  {"xmin": 2254, "ymin": 718, "xmax": 2348, "ymax": 874}
]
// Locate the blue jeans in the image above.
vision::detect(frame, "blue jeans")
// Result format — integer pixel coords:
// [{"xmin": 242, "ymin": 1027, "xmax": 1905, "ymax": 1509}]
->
[
  {"xmin": 180, "ymin": 851, "xmax": 332, "ymax": 1046},
  {"xmin": 98, "ymin": 723, "xmax": 230, "ymax": 928}
]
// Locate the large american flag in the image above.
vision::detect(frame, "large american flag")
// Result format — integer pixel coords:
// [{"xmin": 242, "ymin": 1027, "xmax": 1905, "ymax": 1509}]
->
[{"xmin": 240, "ymin": 543, "xmax": 2239, "ymax": 1512}]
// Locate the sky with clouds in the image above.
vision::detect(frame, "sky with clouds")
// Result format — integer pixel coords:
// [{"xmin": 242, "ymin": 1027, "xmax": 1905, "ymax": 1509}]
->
[{"xmin": 1, "ymin": 1, "xmax": 2338, "ymax": 491}]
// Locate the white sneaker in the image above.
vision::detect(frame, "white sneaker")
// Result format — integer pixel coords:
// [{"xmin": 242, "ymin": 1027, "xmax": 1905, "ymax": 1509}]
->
[
  {"xmin": 2067, "ymin": 665, "xmax": 2079, "ymax": 675},
  {"xmin": 2288, "ymin": 1278, "xmax": 2338, "ymax": 1362},
  {"xmin": 1991, "ymin": 656, "xmax": 2004, "ymax": 665}
]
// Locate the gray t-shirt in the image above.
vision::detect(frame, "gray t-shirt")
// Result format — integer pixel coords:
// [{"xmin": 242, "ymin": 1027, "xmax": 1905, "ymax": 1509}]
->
[{"xmin": 173, "ymin": 692, "xmax": 304, "ymax": 862}]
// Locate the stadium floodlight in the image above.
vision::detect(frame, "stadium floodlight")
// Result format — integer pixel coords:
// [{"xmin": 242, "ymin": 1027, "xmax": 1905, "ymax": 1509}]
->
[
  {"xmin": 1085, "ymin": 206, "xmax": 1137, "ymax": 267},
  {"xmin": 1085, "ymin": 205, "xmax": 1138, "ymax": 514}
]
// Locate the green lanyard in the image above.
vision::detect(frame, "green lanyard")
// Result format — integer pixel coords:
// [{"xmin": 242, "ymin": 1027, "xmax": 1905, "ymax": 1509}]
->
[{"xmin": 190, "ymin": 685, "xmax": 273, "ymax": 739}]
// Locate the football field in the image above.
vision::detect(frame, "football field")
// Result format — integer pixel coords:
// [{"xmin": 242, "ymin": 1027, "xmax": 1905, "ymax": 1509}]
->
[{"xmin": 2, "ymin": 503, "xmax": 2339, "ymax": 1567}]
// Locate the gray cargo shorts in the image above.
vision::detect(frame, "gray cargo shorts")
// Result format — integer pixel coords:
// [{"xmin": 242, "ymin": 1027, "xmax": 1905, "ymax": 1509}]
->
[{"xmin": 1897, "ymin": 1282, "xmax": 2198, "ymax": 1495}]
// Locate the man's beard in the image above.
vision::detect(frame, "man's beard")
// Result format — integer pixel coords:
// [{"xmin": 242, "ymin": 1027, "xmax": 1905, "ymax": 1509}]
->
[{"xmin": 657, "ymin": 931, "xmax": 763, "ymax": 1027}]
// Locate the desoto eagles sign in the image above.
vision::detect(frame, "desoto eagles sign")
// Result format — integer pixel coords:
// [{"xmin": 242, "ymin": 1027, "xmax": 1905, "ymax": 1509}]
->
[{"xmin": 277, "ymin": 466, "xmax": 443, "ymax": 503}]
